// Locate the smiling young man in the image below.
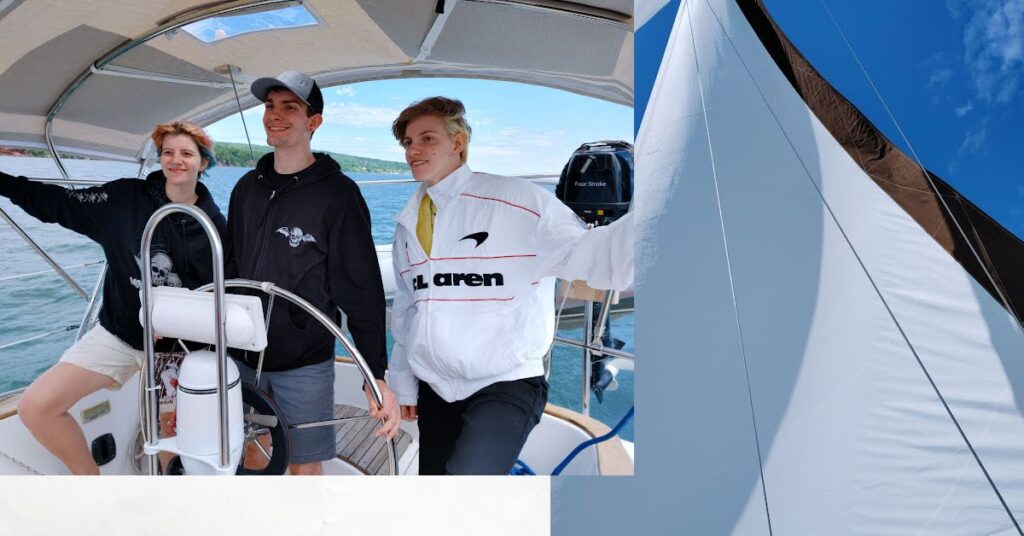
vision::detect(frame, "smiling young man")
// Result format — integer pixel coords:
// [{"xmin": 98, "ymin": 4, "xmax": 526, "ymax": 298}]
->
[
  {"xmin": 225, "ymin": 71, "xmax": 398, "ymax": 475},
  {"xmin": 388, "ymin": 97, "xmax": 635, "ymax": 475}
]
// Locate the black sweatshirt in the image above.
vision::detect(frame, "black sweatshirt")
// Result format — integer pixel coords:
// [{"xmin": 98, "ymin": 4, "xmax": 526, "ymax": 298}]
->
[
  {"xmin": 225, "ymin": 153, "xmax": 387, "ymax": 378},
  {"xmin": 0, "ymin": 170, "xmax": 227, "ymax": 350}
]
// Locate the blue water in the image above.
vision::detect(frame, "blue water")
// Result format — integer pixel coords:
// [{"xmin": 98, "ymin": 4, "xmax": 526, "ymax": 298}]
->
[{"xmin": 0, "ymin": 156, "xmax": 634, "ymax": 441}]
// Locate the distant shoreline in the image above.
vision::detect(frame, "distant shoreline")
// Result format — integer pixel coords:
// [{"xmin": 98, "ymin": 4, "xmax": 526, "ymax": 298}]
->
[{"xmin": 0, "ymin": 142, "xmax": 409, "ymax": 175}]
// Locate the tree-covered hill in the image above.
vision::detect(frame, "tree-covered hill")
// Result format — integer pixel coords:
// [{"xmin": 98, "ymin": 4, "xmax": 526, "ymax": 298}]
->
[
  {"xmin": 212, "ymin": 142, "xmax": 408, "ymax": 173},
  {"xmin": 3, "ymin": 142, "xmax": 410, "ymax": 174}
]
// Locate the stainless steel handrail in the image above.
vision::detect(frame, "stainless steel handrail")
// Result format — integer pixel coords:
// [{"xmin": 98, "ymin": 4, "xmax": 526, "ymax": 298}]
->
[
  {"xmin": 581, "ymin": 300, "xmax": 593, "ymax": 416},
  {"xmin": 194, "ymin": 279, "xmax": 398, "ymax": 476},
  {"xmin": 18, "ymin": 177, "xmax": 108, "ymax": 187},
  {"xmin": 552, "ymin": 335, "xmax": 634, "ymax": 362},
  {"xmin": 76, "ymin": 263, "xmax": 107, "ymax": 341},
  {"xmin": 139, "ymin": 202, "xmax": 229, "ymax": 474}
]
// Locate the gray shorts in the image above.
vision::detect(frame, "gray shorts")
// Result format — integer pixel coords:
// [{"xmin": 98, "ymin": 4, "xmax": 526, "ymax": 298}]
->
[{"xmin": 235, "ymin": 358, "xmax": 336, "ymax": 465}]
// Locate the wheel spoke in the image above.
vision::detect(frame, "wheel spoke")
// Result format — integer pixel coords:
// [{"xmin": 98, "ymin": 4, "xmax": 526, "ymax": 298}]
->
[{"xmin": 254, "ymin": 439, "xmax": 272, "ymax": 462}]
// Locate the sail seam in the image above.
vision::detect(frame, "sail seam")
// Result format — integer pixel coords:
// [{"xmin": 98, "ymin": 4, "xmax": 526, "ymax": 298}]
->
[
  {"xmin": 686, "ymin": 3, "xmax": 774, "ymax": 534},
  {"xmin": 709, "ymin": 1, "xmax": 1023, "ymax": 531}
]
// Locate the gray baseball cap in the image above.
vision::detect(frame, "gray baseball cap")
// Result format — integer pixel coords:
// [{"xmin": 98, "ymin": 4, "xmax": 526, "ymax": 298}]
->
[{"xmin": 251, "ymin": 70, "xmax": 324, "ymax": 115}]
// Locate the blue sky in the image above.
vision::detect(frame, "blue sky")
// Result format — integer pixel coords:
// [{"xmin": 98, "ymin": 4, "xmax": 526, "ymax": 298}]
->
[
  {"xmin": 206, "ymin": 78, "xmax": 632, "ymax": 177},
  {"xmin": 638, "ymin": 0, "xmax": 1024, "ymax": 239},
  {"xmin": 181, "ymin": 5, "xmax": 317, "ymax": 43}
]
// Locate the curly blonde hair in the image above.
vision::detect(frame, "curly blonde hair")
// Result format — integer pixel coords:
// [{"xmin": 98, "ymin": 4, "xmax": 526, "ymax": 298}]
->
[{"xmin": 392, "ymin": 97, "xmax": 471, "ymax": 164}]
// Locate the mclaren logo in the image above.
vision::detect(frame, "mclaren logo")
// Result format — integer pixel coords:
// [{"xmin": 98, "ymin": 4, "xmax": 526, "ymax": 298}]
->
[
  {"xmin": 413, "ymin": 272, "xmax": 504, "ymax": 290},
  {"xmin": 459, "ymin": 231, "xmax": 489, "ymax": 247}
]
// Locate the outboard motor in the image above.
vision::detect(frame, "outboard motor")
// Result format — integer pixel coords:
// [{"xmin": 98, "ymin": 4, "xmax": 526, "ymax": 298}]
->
[
  {"xmin": 175, "ymin": 349, "xmax": 244, "ymax": 475},
  {"xmin": 556, "ymin": 140, "xmax": 633, "ymax": 226},
  {"xmin": 555, "ymin": 141, "xmax": 632, "ymax": 403}
]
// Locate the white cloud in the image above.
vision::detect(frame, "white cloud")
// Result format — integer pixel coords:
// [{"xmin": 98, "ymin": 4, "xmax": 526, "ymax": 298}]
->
[
  {"xmin": 476, "ymin": 127, "xmax": 566, "ymax": 149},
  {"xmin": 321, "ymin": 103, "xmax": 400, "ymax": 128},
  {"xmin": 961, "ymin": 121, "xmax": 989, "ymax": 153},
  {"xmin": 961, "ymin": 0, "xmax": 1024, "ymax": 103},
  {"xmin": 465, "ymin": 126, "xmax": 584, "ymax": 174},
  {"xmin": 928, "ymin": 68, "xmax": 953, "ymax": 86},
  {"xmin": 471, "ymin": 145, "xmax": 524, "ymax": 158},
  {"xmin": 334, "ymin": 87, "xmax": 356, "ymax": 97},
  {"xmin": 948, "ymin": 119, "xmax": 989, "ymax": 173},
  {"xmin": 947, "ymin": 0, "xmax": 965, "ymax": 19},
  {"xmin": 954, "ymin": 101, "xmax": 974, "ymax": 117}
]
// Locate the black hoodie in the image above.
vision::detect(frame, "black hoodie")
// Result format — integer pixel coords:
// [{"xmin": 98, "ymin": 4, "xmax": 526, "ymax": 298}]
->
[
  {"xmin": 0, "ymin": 170, "xmax": 227, "ymax": 350},
  {"xmin": 225, "ymin": 152, "xmax": 387, "ymax": 378}
]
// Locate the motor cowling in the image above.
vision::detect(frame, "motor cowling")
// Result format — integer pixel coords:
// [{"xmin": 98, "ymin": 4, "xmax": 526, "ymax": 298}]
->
[
  {"xmin": 556, "ymin": 140, "xmax": 633, "ymax": 226},
  {"xmin": 175, "ymin": 349, "xmax": 243, "ymax": 474}
]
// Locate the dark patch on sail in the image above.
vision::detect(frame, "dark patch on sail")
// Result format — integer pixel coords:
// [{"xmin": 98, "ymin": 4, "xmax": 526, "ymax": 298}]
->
[{"xmin": 736, "ymin": 0, "xmax": 1024, "ymax": 325}]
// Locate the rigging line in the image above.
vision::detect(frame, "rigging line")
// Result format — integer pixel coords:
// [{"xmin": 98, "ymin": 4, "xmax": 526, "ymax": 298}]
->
[
  {"xmin": 0, "ymin": 206, "xmax": 88, "ymax": 300},
  {"xmin": 817, "ymin": 0, "xmax": 1023, "ymax": 333},
  {"xmin": 685, "ymin": 4, "xmax": 773, "ymax": 534},
  {"xmin": 0, "ymin": 324, "xmax": 79, "ymax": 351},
  {"xmin": 0, "ymin": 260, "xmax": 105, "ymax": 283},
  {"xmin": 703, "ymin": 2, "xmax": 1023, "ymax": 532},
  {"xmin": 227, "ymin": 66, "xmax": 258, "ymax": 168}
]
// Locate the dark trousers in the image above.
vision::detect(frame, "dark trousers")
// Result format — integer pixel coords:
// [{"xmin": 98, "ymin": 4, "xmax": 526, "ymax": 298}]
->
[{"xmin": 417, "ymin": 376, "xmax": 548, "ymax": 475}]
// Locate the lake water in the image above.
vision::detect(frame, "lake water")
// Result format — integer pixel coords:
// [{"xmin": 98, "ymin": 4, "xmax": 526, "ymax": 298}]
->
[{"xmin": 0, "ymin": 155, "xmax": 634, "ymax": 441}]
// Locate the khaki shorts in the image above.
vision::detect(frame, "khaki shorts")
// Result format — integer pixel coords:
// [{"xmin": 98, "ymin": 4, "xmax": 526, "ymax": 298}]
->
[{"xmin": 59, "ymin": 325, "xmax": 144, "ymax": 388}]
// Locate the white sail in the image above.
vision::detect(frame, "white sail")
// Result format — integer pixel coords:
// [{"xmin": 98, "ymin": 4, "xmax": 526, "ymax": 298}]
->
[{"xmin": 636, "ymin": 0, "xmax": 1024, "ymax": 533}]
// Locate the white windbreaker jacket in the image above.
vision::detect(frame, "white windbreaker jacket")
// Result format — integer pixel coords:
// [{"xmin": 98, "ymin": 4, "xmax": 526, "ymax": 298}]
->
[{"xmin": 389, "ymin": 165, "xmax": 634, "ymax": 404}]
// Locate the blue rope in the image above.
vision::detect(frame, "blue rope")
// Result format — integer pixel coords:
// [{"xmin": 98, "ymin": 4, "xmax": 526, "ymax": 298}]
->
[
  {"xmin": 551, "ymin": 406, "xmax": 634, "ymax": 476},
  {"xmin": 510, "ymin": 458, "xmax": 536, "ymax": 475},
  {"xmin": 509, "ymin": 406, "xmax": 635, "ymax": 476}
]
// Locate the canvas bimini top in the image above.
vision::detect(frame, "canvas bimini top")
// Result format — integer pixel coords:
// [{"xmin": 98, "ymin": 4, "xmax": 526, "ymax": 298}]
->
[{"xmin": 0, "ymin": 0, "xmax": 633, "ymax": 167}]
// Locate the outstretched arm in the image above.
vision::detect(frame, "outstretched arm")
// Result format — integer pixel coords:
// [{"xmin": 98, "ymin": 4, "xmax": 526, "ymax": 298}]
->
[
  {"xmin": 0, "ymin": 171, "xmax": 115, "ymax": 241},
  {"xmin": 534, "ymin": 195, "xmax": 635, "ymax": 291}
]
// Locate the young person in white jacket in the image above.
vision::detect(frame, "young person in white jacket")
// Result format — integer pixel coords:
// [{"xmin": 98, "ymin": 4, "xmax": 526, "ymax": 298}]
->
[{"xmin": 389, "ymin": 97, "xmax": 634, "ymax": 475}]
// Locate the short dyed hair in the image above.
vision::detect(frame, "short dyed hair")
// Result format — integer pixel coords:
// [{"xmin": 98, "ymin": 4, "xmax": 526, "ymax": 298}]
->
[
  {"xmin": 150, "ymin": 121, "xmax": 217, "ymax": 176},
  {"xmin": 392, "ymin": 96, "xmax": 471, "ymax": 164}
]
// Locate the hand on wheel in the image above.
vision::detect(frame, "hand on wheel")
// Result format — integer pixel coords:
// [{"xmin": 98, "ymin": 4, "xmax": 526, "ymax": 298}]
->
[{"xmin": 364, "ymin": 379, "xmax": 400, "ymax": 439}]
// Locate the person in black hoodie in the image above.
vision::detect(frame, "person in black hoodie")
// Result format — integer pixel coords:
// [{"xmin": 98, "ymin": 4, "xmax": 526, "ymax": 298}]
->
[
  {"xmin": 226, "ymin": 71, "xmax": 398, "ymax": 475},
  {"xmin": 0, "ymin": 121, "xmax": 225, "ymax": 474}
]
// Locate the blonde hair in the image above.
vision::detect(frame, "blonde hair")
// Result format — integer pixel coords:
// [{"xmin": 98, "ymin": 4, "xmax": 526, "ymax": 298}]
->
[
  {"xmin": 392, "ymin": 97, "xmax": 471, "ymax": 164},
  {"xmin": 150, "ymin": 121, "xmax": 217, "ymax": 175}
]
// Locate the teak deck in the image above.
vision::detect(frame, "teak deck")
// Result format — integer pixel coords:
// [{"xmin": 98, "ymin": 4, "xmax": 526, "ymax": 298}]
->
[{"xmin": 333, "ymin": 403, "xmax": 412, "ymax": 475}]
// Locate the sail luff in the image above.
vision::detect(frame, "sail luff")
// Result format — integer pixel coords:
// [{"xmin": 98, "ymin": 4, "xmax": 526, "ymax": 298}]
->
[{"xmin": 735, "ymin": 0, "xmax": 1024, "ymax": 327}]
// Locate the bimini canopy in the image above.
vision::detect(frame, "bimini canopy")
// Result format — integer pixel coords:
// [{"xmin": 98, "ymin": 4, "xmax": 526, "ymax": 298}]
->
[
  {"xmin": 634, "ymin": 0, "xmax": 1024, "ymax": 533},
  {"xmin": 0, "ymin": 0, "xmax": 632, "ymax": 165}
]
